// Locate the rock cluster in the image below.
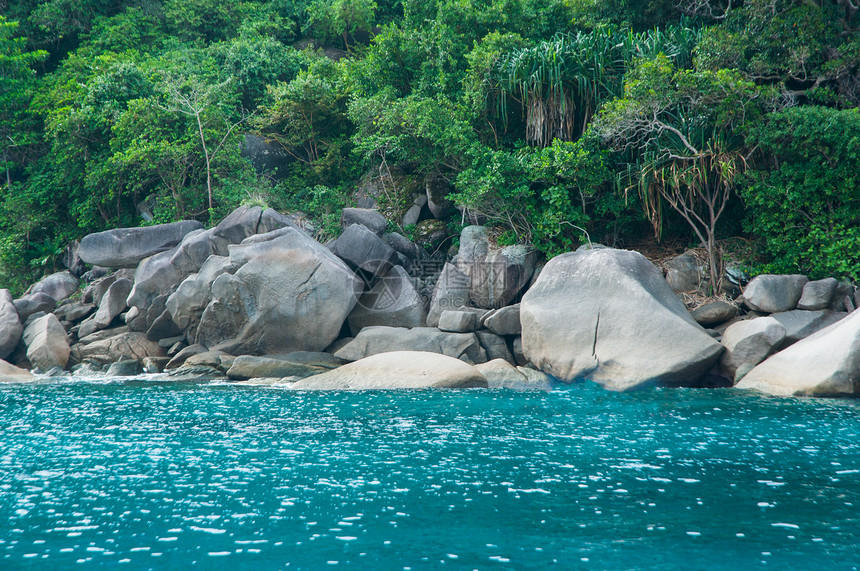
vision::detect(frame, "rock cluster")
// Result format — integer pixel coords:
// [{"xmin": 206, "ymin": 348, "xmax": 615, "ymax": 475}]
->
[{"xmin": 0, "ymin": 209, "xmax": 856, "ymax": 397}]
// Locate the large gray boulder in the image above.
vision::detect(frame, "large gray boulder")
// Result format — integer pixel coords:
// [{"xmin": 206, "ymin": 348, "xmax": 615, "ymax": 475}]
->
[
  {"xmin": 346, "ymin": 266, "xmax": 427, "ymax": 336},
  {"xmin": 341, "ymin": 207, "xmax": 387, "ymax": 236},
  {"xmin": 166, "ymin": 256, "xmax": 238, "ymax": 339},
  {"xmin": 78, "ymin": 220, "xmax": 204, "ymax": 268},
  {"xmin": 127, "ymin": 228, "xmax": 229, "ymax": 311},
  {"xmin": 521, "ymin": 248, "xmax": 724, "ymax": 391},
  {"xmin": 736, "ymin": 309, "xmax": 860, "ymax": 397},
  {"xmin": 290, "ymin": 351, "xmax": 487, "ymax": 390},
  {"xmin": 92, "ymin": 278, "xmax": 133, "ymax": 329},
  {"xmin": 125, "ymin": 206, "xmax": 299, "ymax": 313},
  {"xmin": 23, "ymin": 314, "xmax": 71, "ymax": 371},
  {"xmin": 452, "ymin": 227, "xmax": 536, "ymax": 309},
  {"xmin": 742, "ymin": 274, "xmax": 808, "ymax": 313},
  {"xmin": 330, "ymin": 223, "xmax": 399, "ymax": 279},
  {"xmin": 797, "ymin": 278, "xmax": 838, "ymax": 311},
  {"xmin": 24, "ymin": 271, "xmax": 79, "ymax": 303},
  {"xmin": 334, "ymin": 326, "xmax": 487, "ymax": 364},
  {"xmin": 195, "ymin": 227, "xmax": 362, "ymax": 355},
  {"xmin": 426, "ymin": 263, "xmax": 471, "ymax": 327},
  {"xmin": 0, "ymin": 289, "xmax": 23, "ymax": 360},
  {"xmin": 719, "ymin": 317, "xmax": 786, "ymax": 379}
]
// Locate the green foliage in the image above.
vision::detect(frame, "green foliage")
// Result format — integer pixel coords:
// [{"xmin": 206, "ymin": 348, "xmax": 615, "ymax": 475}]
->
[
  {"xmin": 0, "ymin": 16, "xmax": 47, "ymax": 186},
  {"xmin": 695, "ymin": 0, "xmax": 860, "ymax": 107},
  {"xmin": 305, "ymin": 0, "xmax": 377, "ymax": 50},
  {"xmin": 491, "ymin": 23, "xmax": 700, "ymax": 146},
  {"xmin": 452, "ymin": 137, "xmax": 619, "ymax": 256},
  {"xmin": 1, "ymin": 0, "xmax": 858, "ymax": 291},
  {"xmin": 742, "ymin": 106, "xmax": 860, "ymax": 280},
  {"xmin": 597, "ymin": 55, "xmax": 769, "ymax": 290}
]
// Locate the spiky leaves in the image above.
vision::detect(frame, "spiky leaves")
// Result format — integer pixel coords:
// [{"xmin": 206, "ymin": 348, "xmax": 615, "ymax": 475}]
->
[
  {"xmin": 597, "ymin": 56, "xmax": 767, "ymax": 293},
  {"xmin": 491, "ymin": 24, "xmax": 700, "ymax": 147}
]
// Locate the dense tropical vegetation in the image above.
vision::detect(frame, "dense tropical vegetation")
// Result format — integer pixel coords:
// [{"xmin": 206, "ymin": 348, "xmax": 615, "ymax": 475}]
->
[{"xmin": 1, "ymin": 0, "xmax": 858, "ymax": 293}]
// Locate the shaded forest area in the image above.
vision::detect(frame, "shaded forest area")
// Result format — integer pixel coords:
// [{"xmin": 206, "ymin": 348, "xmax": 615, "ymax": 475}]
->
[{"xmin": 1, "ymin": 0, "xmax": 858, "ymax": 293}]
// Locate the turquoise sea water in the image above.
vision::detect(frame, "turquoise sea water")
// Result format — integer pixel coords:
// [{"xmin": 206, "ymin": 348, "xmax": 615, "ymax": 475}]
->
[{"xmin": 0, "ymin": 379, "xmax": 858, "ymax": 570}]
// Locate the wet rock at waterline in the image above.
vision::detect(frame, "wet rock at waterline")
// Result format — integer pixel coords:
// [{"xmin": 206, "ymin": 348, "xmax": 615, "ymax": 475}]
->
[
  {"xmin": 334, "ymin": 326, "xmax": 487, "ymax": 364},
  {"xmin": 23, "ymin": 314, "xmax": 71, "ymax": 371},
  {"xmin": 289, "ymin": 351, "xmax": 487, "ymax": 390},
  {"xmin": 737, "ymin": 309, "xmax": 860, "ymax": 397},
  {"xmin": 227, "ymin": 352, "xmax": 344, "ymax": 381},
  {"xmin": 0, "ymin": 290, "xmax": 23, "ymax": 360},
  {"xmin": 521, "ymin": 248, "xmax": 724, "ymax": 391}
]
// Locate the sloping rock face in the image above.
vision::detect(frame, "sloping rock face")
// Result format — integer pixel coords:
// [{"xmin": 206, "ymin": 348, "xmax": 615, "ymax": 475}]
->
[
  {"xmin": 0, "ymin": 359, "xmax": 35, "ymax": 382},
  {"xmin": 346, "ymin": 266, "xmax": 426, "ymax": 335},
  {"xmin": 736, "ymin": 309, "xmax": 860, "ymax": 397},
  {"xmin": 195, "ymin": 227, "xmax": 363, "ymax": 354},
  {"xmin": 23, "ymin": 314, "xmax": 71, "ymax": 371},
  {"xmin": 289, "ymin": 351, "xmax": 487, "ymax": 390},
  {"xmin": 451, "ymin": 226, "xmax": 536, "ymax": 309},
  {"xmin": 521, "ymin": 248, "xmax": 724, "ymax": 391},
  {"xmin": 78, "ymin": 220, "xmax": 203, "ymax": 268},
  {"xmin": 334, "ymin": 326, "xmax": 487, "ymax": 364},
  {"xmin": 126, "ymin": 207, "xmax": 299, "ymax": 320},
  {"xmin": 427, "ymin": 263, "xmax": 471, "ymax": 327},
  {"xmin": 0, "ymin": 289, "xmax": 23, "ymax": 360},
  {"xmin": 720, "ymin": 317, "xmax": 786, "ymax": 379}
]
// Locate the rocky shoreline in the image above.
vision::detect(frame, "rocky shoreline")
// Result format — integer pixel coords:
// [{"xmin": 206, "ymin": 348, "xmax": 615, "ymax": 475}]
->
[{"xmin": 0, "ymin": 205, "xmax": 857, "ymax": 397}]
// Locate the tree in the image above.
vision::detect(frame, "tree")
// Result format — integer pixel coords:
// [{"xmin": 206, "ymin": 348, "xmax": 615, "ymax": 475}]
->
[
  {"xmin": 491, "ymin": 24, "xmax": 699, "ymax": 146},
  {"xmin": 597, "ymin": 56, "xmax": 768, "ymax": 292},
  {"xmin": 0, "ymin": 17, "xmax": 47, "ymax": 188},
  {"xmin": 742, "ymin": 106, "xmax": 860, "ymax": 280},
  {"xmin": 158, "ymin": 71, "xmax": 247, "ymax": 211},
  {"xmin": 305, "ymin": 0, "xmax": 377, "ymax": 51}
]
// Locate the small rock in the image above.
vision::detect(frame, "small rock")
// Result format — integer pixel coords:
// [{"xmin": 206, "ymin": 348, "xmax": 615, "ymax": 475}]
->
[
  {"xmin": 690, "ymin": 301, "xmax": 739, "ymax": 326},
  {"xmin": 720, "ymin": 317, "xmax": 786, "ymax": 378},
  {"xmin": 797, "ymin": 278, "xmax": 838, "ymax": 311},
  {"xmin": 742, "ymin": 274, "xmax": 808, "ymax": 313},
  {"xmin": 438, "ymin": 310, "xmax": 479, "ymax": 332},
  {"xmin": 341, "ymin": 208, "xmax": 388, "ymax": 236},
  {"xmin": 482, "ymin": 304, "xmax": 521, "ymax": 336},
  {"xmin": 106, "ymin": 360, "xmax": 142, "ymax": 377}
]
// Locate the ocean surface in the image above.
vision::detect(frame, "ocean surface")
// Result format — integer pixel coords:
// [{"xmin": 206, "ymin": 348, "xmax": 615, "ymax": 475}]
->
[{"xmin": 0, "ymin": 378, "xmax": 857, "ymax": 570}]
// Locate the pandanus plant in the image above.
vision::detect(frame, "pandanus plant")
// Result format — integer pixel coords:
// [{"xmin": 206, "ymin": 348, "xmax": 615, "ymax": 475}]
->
[{"xmin": 491, "ymin": 23, "xmax": 700, "ymax": 147}]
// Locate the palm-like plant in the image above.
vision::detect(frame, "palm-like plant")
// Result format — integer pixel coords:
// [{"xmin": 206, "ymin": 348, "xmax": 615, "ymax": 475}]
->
[{"xmin": 491, "ymin": 23, "xmax": 700, "ymax": 147}]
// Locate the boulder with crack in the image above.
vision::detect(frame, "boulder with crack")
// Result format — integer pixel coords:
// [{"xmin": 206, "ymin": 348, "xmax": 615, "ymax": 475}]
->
[{"xmin": 521, "ymin": 248, "xmax": 724, "ymax": 391}]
